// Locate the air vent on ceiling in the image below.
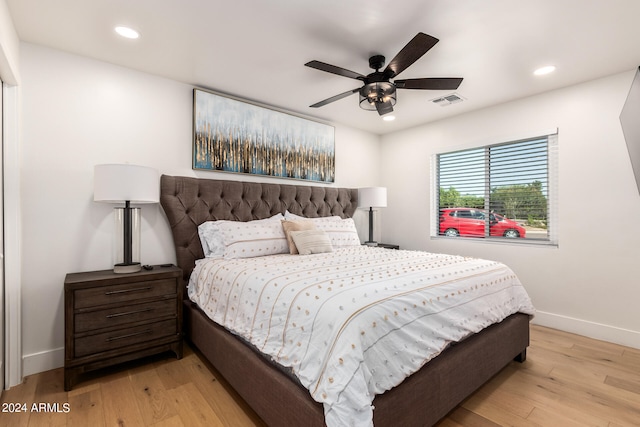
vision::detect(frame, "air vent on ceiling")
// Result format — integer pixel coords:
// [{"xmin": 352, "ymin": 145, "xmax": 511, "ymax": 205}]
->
[{"xmin": 430, "ymin": 93, "xmax": 465, "ymax": 106}]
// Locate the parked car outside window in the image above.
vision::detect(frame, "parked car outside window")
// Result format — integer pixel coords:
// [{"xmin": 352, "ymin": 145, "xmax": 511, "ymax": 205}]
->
[{"xmin": 439, "ymin": 208, "xmax": 526, "ymax": 238}]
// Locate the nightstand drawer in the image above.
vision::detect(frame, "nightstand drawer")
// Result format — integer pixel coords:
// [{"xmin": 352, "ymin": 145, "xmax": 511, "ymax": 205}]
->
[
  {"xmin": 74, "ymin": 298, "xmax": 177, "ymax": 332},
  {"xmin": 74, "ymin": 278, "xmax": 177, "ymax": 309},
  {"xmin": 74, "ymin": 319, "xmax": 177, "ymax": 357}
]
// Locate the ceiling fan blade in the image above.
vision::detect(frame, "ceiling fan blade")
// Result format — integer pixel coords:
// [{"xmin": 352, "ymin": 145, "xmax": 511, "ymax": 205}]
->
[
  {"xmin": 395, "ymin": 77, "xmax": 463, "ymax": 90},
  {"xmin": 305, "ymin": 60, "xmax": 365, "ymax": 80},
  {"xmin": 383, "ymin": 33, "xmax": 439, "ymax": 79},
  {"xmin": 375, "ymin": 100, "xmax": 394, "ymax": 116},
  {"xmin": 310, "ymin": 88, "xmax": 360, "ymax": 108}
]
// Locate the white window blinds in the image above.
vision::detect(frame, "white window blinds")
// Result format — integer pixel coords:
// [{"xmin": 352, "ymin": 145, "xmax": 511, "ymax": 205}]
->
[{"xmin": 434, "ymin": 132, "xmax": 558, "ymax": 244}]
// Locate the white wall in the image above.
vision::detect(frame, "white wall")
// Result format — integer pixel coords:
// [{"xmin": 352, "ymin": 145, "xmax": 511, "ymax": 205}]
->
[
  {"xmin": 380, "ymin": 71, "xmax": 640, "ymax": 348},
  {"xmin": 18, "ymin": 43, "xmax": 381, "ymax": 375},
  {"xmin": 0, "ymin": 0, "xmax": 19, "ymax": 84}
]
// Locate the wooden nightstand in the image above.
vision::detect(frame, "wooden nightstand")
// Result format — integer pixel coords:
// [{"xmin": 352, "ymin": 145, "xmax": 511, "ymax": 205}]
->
[{"xmin": 64, "ymin": 265, "xmax": 183, "ymax": 390}]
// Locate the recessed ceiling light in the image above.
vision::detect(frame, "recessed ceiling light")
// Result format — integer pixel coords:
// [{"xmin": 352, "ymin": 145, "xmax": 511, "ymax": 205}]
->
[
  {"xmin": 383, "ymin": 115, "xmax": 396, "ymax": 121},
  {"xmin": 115, "ymin": 26, "xmax": 140, "ymax": 39},
  {"xmin": 533, "ymin": 65, "xmax": 556, "ymax": 76}
]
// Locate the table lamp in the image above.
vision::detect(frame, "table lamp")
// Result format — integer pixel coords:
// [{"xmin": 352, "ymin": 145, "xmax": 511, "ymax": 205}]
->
[
  {"xmin": 94, "ymin": 164, "xmax": 159, "ymax": 273},
  {"xmin": 358, "ymin": 187, "xmax": 387, "ymax": 246}
]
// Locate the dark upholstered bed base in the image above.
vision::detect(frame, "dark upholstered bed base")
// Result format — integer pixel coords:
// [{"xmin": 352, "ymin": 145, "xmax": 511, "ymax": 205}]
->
[
  {"xmin": 160, "ymin": 175, "xmax": 530, "ymax": 427},
  {"xmin": 186, "ymin": 300, "xmax": 529, "ymax": 427}
]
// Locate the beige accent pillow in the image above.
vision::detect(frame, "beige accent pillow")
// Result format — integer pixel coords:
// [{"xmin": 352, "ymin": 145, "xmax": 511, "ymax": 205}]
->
[
  {"xmin": 288, "ymin": 230, "xmax": 333, "ymax": 255},
  {"xmin": 281, "ymin": 220, "xmax": 317, "ymax": 254}
]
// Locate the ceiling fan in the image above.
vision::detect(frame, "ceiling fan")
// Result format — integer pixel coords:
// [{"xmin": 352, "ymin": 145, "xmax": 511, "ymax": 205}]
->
[{"xmin": 305, "ymin": 33, "xmax": 463, "ymax": 116}]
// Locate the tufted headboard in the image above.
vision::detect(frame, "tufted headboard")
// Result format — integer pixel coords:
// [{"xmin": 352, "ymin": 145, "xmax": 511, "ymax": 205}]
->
[{"xmin": 160, "ymin": 175, "xmax": 358, "ymax": 281}]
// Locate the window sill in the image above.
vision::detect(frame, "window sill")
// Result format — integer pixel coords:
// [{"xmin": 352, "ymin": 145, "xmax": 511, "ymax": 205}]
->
[{"xmin": 430, "ymin": 235, "xmax": 558, "ymax": 248}]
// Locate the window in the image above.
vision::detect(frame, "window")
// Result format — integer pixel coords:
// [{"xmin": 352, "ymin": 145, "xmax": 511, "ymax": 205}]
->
[{"xmin": 432, "ymin": 132, "xmax": 558, "ymax": 244}]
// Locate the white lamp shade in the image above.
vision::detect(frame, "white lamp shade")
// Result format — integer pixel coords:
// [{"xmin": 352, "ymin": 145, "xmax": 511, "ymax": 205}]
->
[
  {"xmin": 358, "ymin": 187, "xmax": 387, "ymax": 208},
  {"xmin": 94, "ymin": 164, "xmax": 159, "ymax": 203}
]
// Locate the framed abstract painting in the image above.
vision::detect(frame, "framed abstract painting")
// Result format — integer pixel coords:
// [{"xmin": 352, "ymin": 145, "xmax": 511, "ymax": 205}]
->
[{"xmin": 193, "ymin": 89, "xmax": 335, "ymax": 182}]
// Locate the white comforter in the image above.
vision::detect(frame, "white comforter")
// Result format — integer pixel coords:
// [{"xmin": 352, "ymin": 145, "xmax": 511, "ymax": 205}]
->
[{"xmin": 188, "ymin": 246, "xmax": 535, "ymax": 427}]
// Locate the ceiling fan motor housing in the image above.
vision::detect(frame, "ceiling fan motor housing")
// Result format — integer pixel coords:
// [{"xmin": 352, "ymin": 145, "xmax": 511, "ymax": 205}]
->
[{"xmin": 369, "ymin": 55, "xmax": 386, "ymax": 70}]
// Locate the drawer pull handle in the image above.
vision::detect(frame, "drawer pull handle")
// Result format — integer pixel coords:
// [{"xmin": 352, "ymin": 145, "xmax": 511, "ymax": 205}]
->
[
  {"xmin": 105, "ymin": 286, "xmax": 152, "ymax": 296},
  {"xmin": 106, "ymin": 329, "xmax": 152, "ymax": 342},
  {"xmin": 106, "ymin": 308, "xmax": 154, "ymax": 318}
]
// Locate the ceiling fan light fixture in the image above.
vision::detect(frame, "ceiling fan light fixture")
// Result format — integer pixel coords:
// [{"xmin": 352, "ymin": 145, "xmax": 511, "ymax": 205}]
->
[{"xmin": 359, "ymin": 82, "xmax": 396, "ymax": 111}]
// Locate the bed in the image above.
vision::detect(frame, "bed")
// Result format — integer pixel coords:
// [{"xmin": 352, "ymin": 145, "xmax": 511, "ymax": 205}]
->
[{"xmin": 160, "ymin": 174, "xmax": 534, "ymax": 427}]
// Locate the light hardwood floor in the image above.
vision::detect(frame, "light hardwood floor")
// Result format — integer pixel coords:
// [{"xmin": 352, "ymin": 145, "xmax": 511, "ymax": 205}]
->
[{"xmin": 1, "ymin": 325, "xmax": 639, "ymax": 426}]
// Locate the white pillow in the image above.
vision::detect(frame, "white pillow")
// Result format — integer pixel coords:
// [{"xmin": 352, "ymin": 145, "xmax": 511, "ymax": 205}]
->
[
  {"xmin": 198, "ymin": 213, "xmax": 284, "ymax": 258},
  {"xmin": 284, "ymin": 210, "xmax": 304, "ymax": 220},
  {"xmin": 198, "ymin": 221, "xmax": 227, "ymax": 258},
  {"xmin": 289, "ymin": 230, "xmax": 333, "ymax": 255},
  {"xmin": 314, "ymin": 218, "xmax": 361, "ymax": 248},
  {"xmin": 284, "ymin": 210, "xmax": 341, "ymax": 222},
  {"xmin": 219, "ymin": 219, "xmax": 289, "ymax": 259}
]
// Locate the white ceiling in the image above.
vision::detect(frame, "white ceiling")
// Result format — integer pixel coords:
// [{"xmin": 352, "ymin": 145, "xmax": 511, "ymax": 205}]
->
[{"xmin": 7, "ymin": 0, "xmax": 640, "ymax": 135}]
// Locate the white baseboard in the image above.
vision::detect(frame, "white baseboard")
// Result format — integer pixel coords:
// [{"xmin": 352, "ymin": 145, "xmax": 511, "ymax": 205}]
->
[
  {"xmin": 22, "ymin": 347, "xmax": 64, "ymax": 378},
  {"xmin": 532, "ymin": 311, "xmax": 640, "ymax": 350}
]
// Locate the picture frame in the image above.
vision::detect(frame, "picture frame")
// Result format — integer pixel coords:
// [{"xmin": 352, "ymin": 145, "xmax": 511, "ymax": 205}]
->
[{"xmin": 193, "ymin": 88, "xmax": 335, "ymax": 182}]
